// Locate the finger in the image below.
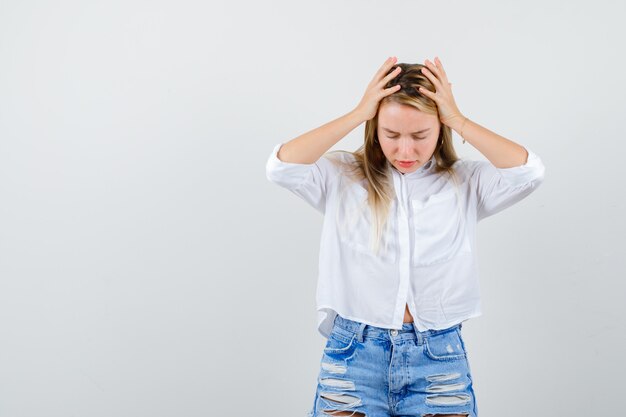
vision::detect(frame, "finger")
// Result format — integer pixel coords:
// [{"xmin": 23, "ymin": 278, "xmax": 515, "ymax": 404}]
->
[
  {"xmin": 434, "ymin": 56, "xmax": 448, "ymax": 81},
  {"xmin": 380, "ymin": 65, "xmax": 402, "ymax": 86},
  {"xmin": 418, "ymin": 86, "xmax": 436, "ymax": 101},
  {"xmin": 427, "ymin": 59, "xmax": 449, "ymax": 86},
  {"xmin": 382, "ymin": 84, "xmax": 402, "ymax": 97},
  {"xmin": 420, "ymin": 66, "xmax": 443, "ymax": 90},
  {"xmin": 423, "ymin": 59, "xmax": 443, "ymax": 83},
  {"xmin": 371, "ymin": 56, "xmax": 398, "ymax": 84}
]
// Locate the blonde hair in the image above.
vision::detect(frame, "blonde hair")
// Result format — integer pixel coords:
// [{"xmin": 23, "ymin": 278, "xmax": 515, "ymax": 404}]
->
[{"xmin": 324, "ymin": 62, "xmax": 462, "ymax": 256}]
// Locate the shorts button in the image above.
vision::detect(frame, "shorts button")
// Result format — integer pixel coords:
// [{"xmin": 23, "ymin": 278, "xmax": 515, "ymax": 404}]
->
[{"xmin": 391, "ymin": 329, "xmax": 398, "ymax": 336}]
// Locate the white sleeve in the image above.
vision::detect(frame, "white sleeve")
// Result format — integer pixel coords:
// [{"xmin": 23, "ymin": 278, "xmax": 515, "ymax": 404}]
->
[
  {"xmin": 265, "ymin": 142, "xmax": 342, "ymax": 214},
  {"xmin": 472, "ymin": 147, "xmax": 546, "ymax": 221}
]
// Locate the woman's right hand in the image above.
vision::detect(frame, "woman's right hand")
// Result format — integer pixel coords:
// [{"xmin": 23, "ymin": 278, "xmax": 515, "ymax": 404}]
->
[{"xmin": 354, "ymin": 56, "xmax": 402, "ymax": 121}]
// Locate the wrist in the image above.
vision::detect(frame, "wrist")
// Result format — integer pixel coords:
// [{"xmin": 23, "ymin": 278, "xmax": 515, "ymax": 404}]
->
[
  {"xmin": 350, "ymin": 107, "xmax": 369, "ymax": 124},
  {"xmin": 445, "ymin": 114, "xmax": 467, "ymax": 133}
]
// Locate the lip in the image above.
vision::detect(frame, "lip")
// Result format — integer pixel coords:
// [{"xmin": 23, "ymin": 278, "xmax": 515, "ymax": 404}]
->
[{"xmin": 397, "ymin": 160, "xmax": 416, "ymax": 168}]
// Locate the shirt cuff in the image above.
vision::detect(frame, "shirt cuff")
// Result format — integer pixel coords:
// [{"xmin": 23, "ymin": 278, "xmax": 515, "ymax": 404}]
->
[
  {"xmin": 265, "ymin": 142, "xmax": 317, "ymax": 188},
  {"xmin": 496, "ymin": 147, "xmax": 546, "ymax": 188}
]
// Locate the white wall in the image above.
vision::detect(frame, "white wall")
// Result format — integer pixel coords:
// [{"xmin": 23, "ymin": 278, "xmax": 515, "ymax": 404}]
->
[{"xmin": 0, "ymin": 0, "xmax": 624, "ymax": 416}]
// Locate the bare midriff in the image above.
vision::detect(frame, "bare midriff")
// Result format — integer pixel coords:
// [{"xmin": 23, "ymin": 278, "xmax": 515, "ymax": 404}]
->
[{"xmin": 403, "ymin": 303, "xmax": 414, "ymax": 323}]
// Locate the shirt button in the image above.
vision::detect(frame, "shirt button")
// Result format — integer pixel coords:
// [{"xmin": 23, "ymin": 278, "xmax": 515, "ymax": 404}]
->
[{"xmin": 391, "ymin": 329, "xmax": 398, "ymax": 336}]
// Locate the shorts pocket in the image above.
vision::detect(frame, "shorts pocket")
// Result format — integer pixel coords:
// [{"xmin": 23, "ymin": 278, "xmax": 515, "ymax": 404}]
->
[
  {"xmin": 424, "ymin": 328, "xmax": 467, "ymax": 361},
  {"xmin": 324, "ymin": 327, "xmax": 358, "ymax": 356}
]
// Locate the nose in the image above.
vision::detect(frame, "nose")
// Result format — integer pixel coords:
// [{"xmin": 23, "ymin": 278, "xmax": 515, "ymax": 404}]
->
[{"xmin": 398, "ymin": 137, "xmax": 414, "ymax": 158}]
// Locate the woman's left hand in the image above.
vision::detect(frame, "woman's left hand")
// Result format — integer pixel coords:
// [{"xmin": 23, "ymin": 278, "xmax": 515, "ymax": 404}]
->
[{"xmin": 418, "ymin": 57, "xmax": 465, "ymax": 129}]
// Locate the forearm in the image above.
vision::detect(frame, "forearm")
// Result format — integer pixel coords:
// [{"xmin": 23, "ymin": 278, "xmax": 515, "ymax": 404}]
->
[
  {"xmin": 450, "ymin": 116, "xmax": 529, "ymax": 168},
  {"xmin": 277, "ymin": 109, "xmax": 366, "ymax": 164}
]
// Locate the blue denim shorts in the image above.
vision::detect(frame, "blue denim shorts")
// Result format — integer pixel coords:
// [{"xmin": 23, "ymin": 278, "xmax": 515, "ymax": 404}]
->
[{"xmin": 307, "ymin": 314, "xmax": 478, "ymax": 417}]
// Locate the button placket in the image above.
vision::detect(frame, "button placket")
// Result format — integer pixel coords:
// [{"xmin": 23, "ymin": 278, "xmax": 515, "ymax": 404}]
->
[{"xmin": 391, "ymin": 171, "xmax": 412, "ymax": 327}]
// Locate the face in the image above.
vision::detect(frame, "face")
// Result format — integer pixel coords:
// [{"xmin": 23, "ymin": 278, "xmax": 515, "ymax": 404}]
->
[{"xmin": 376, "ymin": 101, "xmax": 441, "ymax": 174}]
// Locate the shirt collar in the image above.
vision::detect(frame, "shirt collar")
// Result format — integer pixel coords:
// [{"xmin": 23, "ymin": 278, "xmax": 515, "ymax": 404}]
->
[{"xmin": 389, "ymin": 154, "xmax": 437, "ymax": 179}]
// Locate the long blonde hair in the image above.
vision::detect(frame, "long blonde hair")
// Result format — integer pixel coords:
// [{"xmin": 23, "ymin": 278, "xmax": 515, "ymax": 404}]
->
[{"xmin": 325, "ymin": 62, "xmax": 462, "ymax": 256}]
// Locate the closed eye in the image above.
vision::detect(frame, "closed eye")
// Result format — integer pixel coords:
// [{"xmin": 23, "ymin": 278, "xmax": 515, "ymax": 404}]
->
[{"xmin": 387, "ymin": 135, "xmax": 427, "ymax": 140}]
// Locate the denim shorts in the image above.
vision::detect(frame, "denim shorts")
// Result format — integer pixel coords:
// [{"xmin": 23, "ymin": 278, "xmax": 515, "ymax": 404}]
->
[{"xmin": 307, "ymin": 314, "xmax": 478, "ymax": 417}]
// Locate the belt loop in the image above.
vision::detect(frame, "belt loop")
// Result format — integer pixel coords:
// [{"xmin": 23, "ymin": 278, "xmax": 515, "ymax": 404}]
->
[
  {"xmin": 411, "ymin": 322, "xmax": 423, "ymax": 345},
  {"xmin": 356, "ymin": 322, "xmax": 367, "ymax": 342}
]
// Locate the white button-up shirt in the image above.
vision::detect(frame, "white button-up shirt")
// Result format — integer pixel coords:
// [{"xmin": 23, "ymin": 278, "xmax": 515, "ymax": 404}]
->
[{"xmin": 266, "ymin": 142, "xmax": 545, "ymax": 338}]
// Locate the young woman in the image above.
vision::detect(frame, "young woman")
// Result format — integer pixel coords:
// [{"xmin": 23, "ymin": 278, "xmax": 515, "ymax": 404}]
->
[{"xmin": 266, "ymin": 56, "xmax": 545, "ymax": 417}]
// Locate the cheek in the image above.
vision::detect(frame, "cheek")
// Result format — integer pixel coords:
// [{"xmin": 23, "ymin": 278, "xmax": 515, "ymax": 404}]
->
[
  {"xmin": 379, "ymin": 142, "xmax": 394, "ymax": 155},
  {"xmin": 419, "ymin": 137, "xmax": 439, "ymax": 150}
]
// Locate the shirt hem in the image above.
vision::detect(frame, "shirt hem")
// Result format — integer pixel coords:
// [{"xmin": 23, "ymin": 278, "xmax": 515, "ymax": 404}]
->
[{"xmin": 316, "ymin": 305, "xmax": 483, "ymax": 336}]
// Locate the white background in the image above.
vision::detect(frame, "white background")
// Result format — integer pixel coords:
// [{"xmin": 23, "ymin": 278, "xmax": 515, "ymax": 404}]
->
[{"xmin": 1, "ymin": 0, "xmax": 624, "ymax": 416}]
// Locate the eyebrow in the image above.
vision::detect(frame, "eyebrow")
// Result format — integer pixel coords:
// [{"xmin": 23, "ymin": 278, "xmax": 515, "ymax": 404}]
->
[{"xmin": 381, "ymin": 127, "xmax": 431, "ymax": 134}]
